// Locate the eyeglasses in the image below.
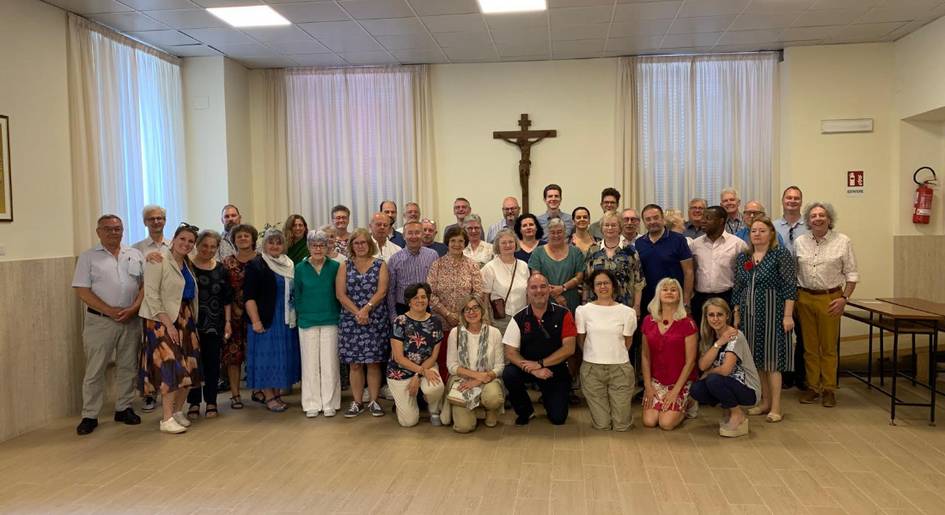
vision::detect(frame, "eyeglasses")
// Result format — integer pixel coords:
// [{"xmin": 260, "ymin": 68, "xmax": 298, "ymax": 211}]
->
[
  {"xmin": 463, "ymin": 305, "xmax": 482, "ymax": 312},
  {"xmin": 178, "ymin": 222, "xmax": 200, "ymax": 232},
  {"xmin": 789, "ymin": 225, "xmax": 796, "ymax": 242},
  {"xmin": 98, "ymin": 226, "xmax": 122, "ymax": 233},
  {"xmin": 145, "ymin": 216, "xmax": 166, "ymax": 222}
]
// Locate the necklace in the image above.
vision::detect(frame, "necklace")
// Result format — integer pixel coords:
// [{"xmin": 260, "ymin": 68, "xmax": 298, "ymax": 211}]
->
[
  {"xmin": 662, "ymin": 319, "xmax": 670, "ymax": 326},
  {"xmin": 603, "ymin": 240, "xmax": 620, "ymax": 250}
]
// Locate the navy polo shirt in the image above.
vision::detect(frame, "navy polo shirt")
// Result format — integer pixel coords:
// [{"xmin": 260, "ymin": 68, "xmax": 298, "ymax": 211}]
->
[
  {"xmin": 635, "ymin": 229, "xmax": 692, "ymax": 303},
  {"xmin": 503, "ymin": 303, "xmax": 577, "ymax": 367}
]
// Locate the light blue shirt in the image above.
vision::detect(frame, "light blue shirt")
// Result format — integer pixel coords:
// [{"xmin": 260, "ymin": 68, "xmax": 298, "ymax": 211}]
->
[
  {"xmin": 774, "ymin": 217, "xmax": 808, "ymax": 255},
  {"xmin": 537, "ymin": 211, "xmax": 574, "ymax": 242}
]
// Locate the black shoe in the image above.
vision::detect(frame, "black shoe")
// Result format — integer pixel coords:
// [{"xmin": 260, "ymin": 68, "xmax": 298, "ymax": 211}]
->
[
  {"xmin": 76, "ymin": 418, "xmax": 98, "ymax": 435},
  {"xmin": 113, "ymin": 408, "xmax": 141, "ymax": 425},
  {"xmin": 515, "ymin": 413, "xmax": 535, "ymax": 426}
]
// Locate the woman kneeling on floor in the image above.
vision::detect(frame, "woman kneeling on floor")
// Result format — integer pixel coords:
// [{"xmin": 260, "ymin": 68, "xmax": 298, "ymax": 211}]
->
[
  {"xmin": 690, "ymin": 298, "xmax": 761, "ymax": 438},
  {"xmin": 388, "ymin": 282, "xmax": 445, "ymax": 427}
]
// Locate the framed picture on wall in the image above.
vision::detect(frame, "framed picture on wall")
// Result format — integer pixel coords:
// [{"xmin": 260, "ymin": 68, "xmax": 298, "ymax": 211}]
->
[{"xmin": 0, "ymin": 115, "xmax": 11, "ymax": 222}]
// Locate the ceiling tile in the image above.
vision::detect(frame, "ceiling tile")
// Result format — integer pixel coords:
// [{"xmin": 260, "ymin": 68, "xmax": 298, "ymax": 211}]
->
[
  {"xmin": 498, "ymin": 41, "xmax": 551, "ymax": 56},
  {"xmin": 237, "ymin": 56, "xmax": 299, "ymax": 69},
  {"xmin": 791, "ymin": 8, "xmax": 868, "ymax": 26},
  {"xmin": 421, "ymin": 14, "xmax": 486, "ymax": 32},
  {"xmin": 661, "ymin": 32, "xmax": 722, "ymax": 47},
  {"xmin": 549, "ymin": 0, "xmax": 613, "ymax": 6},
  {"xmin": 375, "ymin": 33, "xmax": 439, "ymax": 49},
  {"xmin": 213, "ymin": 43, "xmax": 280, "ymax": 58},
  {"xmin": 163, "ymin": 44, "xmax": 221, "ymax": 56},
  {"xmin": 552, "ymin": 38, "xmax": 604, "ymax": 53},
  {"xmin": 484, "ymin": 12, "xmax": 549, "ymax": 30},
  {"xmin": 613, "ymin": 2, "xmax": 682, "ymax": 22},
  {"xmin": 182, "ymin": 27, "xmax": 256, "ymax": 46},
  {"xmin": 118, "ymin": 0, "xmax": 195, "ymax": 9},
  {"xmin": 677, "ymin": 0, "xmax": 751, "ymax": 17},
  {"xmin": 360, "ymin": 17, "xmax": 427, "ymax": 36},
  {"xmin": 389, "ymin": 48, "xmax": 448, "ymax": 63},
  {"xmin": 780, "ymin": 26, "xmax": 833, "ymax": 40},
  {"xmin": 717, "ymin": 29, "xmax": 783, "ymax": 44},
  {"xmin": 433, "ymin": 31, "xmax": 492, "ymax": 46},
  {"xmin": 810, "ymin": 0, "xmax": 881, "ymax": 7},
  {"xmin": 829, "ymin": 21, "xmax": 905, "ymax": 40},
  {"xmin": 442, "ymin": 46, "xmax": 497, "ymax": 59},
  {"xmin": 190, "ymin": 0, "xmax": 259, "ymax": 6},
  {"xmin": 490, "ymin": 27, "xmax": 548, "ymax": 45},
  {"xmin": 289, "ymin": 53, "xmax": 348, "ymax": 66},
  {"xmin": 90, "ymin": 12, "xmax": 169, "ymax": 31},
  {"xmin": 606, "ymin": 34, "xmax": 663, "ymax": 52},
  {"xmin": 241, "ymin": 26, "xmax": 316, "ymax": 43},
  {"xmin": 128, "ymin": 29, "xmax": 198, "ymax": 46},
  {"xmin": 549, "ymin": 6, "xmax": 614, "ymax": 26},
  {"xmin": 144, "ymin": 9, "xmax": 227, "ymax": 29},
  {"xmin": 551, "ymin": 23, "xmax": 610, "ymax": 40},
  {"xmin": 873, "ymin": 0, "xmax": 941, "ymax": 8},
  {"xmin": 316, "ymin": 32, "xmax": 385, "ymax": 52},
  {"xmin": 743, "ymin": 0, "xmax": 816, "ymax": 14},
  {"xmin": 339, "ymin": 0, "xmax": 415, "ymax": 20},
  {"xmin": 339, "ymin": 50, "xmax": 399, "ymax": 64},
  {"xmin": 43, "ymin": 0, "xmax": 134, "ymax": 14},
  {"xmin": 501, "ymin": 54, "xmax": 549, "ymax": 61},
  {"xmin": 857, "ymin": 7, "xmax": 935, "ymax": 24},
  {"xmin": 406, "ymin": 0, "xmax": 480, "ymax": 16},
  {"xmin": 668, "ymin": 15, "xmax": 736, "ymax": 33},
  {"xmin": 299, "ymin": 20, "xmax": 363, "ymax": 37},
  {"xmin": 265, "ymin": 39, "xmax": 332, "ymax": 53},
  {"xmin": 713, "ymin": 42, "xmax": 783, "ymax": 51},
  {"xmin": 730, "ymin": 13, "xmax": 800, "ymax": 30},
  {"xmin": 270, "ymin": 2, "xmax": 351, "ymax": 23}
]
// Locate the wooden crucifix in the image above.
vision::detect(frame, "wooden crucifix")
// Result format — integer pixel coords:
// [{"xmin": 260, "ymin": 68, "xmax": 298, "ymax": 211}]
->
[{"xmin": 493, "ymin": 114, "xmax": 557, "ymax": 213}]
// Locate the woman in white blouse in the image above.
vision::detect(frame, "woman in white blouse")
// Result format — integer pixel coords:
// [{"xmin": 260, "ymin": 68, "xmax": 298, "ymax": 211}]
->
[
  {"xmin": 463, "ymin": 214, "xmax": 494, "ymax": 267},
  {"xmin": 443, "ymin": 294, "xmax": 505, "ymax": 433},
  {"xmin": 480, "ymin": 229, "xmax": 530, "ymax": 333},
  {"xmin": 794, "ymin": 202, "xmax": 858, "ymax": 408}
]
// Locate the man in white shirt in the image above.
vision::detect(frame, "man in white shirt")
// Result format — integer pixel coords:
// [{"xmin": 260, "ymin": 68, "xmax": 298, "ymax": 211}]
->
[
  {"xmin": 485, "ymin": 196, "xmax": 520, "ymax": 243},
  {"xmin": 690, "ymin": 206, "xmax": 747, "ymax": 327},
  {"xmin": 370, "ymin": 212, "xmax": 401, "ymax": 262},
  {"xmin": 720, "ymin": 187, "xmax": 745, "ymax": 234},
  {"xmin": 443, "ymin": 197, "xmax": 471, "ymax": 242},
  {"xmin": 131, "ymin": 204, "xmax": 168, "ymax": 412},
  {"xmin": 217, "ymin": 204, "xmax": 242, "ymax": 260},
  {"xmin": 619, "ymin": 208, "xmax": 640, "ymax": 249},
  {"xmin": 72, "ymin": 215, "xmax": 145, "ymax": 435}
]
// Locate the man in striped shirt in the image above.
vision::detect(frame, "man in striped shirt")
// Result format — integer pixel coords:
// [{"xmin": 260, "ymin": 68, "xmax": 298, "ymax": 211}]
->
[{"xmin": 387, "ymin": 221, "xmax": 439, "ymax": 319}]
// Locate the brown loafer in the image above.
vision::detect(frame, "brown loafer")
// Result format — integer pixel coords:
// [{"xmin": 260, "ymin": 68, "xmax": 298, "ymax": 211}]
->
[
  {"xmin": 822, "ymin": 390, "xmax": 836, "ymax": 408},
  {"xmin": 799, "ymin": 389, "xmax": 820, "ymax": 404}
]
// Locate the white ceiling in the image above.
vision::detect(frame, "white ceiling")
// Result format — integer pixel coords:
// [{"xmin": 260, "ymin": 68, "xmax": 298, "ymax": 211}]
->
[{"xmin": 42, "ymin": 0, "xmax": 945, "ymax": 68}]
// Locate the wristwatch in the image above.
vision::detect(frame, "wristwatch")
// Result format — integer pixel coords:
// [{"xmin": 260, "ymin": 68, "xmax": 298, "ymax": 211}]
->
[{"xmin": 539, "ymin": 358, "xmax": 545, "ymax": 368}]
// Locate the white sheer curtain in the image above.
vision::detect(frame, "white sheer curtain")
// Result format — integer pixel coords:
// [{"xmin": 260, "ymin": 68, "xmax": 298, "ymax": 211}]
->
[
  {"xmin": 617, "ymin": 53, "xmax": 779, "ymax": 212},
  {"xmin": 67, "ymin": 14, "xmax": 186, "ymax": 251},
  {"xmin": 283, "ymin": 66, "xmax": 435, "ymax": 229}
]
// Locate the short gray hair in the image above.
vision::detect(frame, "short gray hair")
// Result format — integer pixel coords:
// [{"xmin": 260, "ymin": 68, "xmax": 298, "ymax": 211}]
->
[
  {"xmin": 720, "ymin": 187, "xmax": 739, "ymax": 200},
  {"xmin": 492, "ymin": 228, "xmax": 520, "ymax": 255},
  {"xmin": 263, "ymin": 228, "xmax": 286, "ymax": 246},
  {"xmin": 307, "ymin": 229, "xmax": 330, "ymax": 246},
  {"xmin": 802, "ymin": 202, "xmax": 837, "ymax": 230},
  {"xmin": 547, "ymin": 217, "xmax": 567, "ymax": 231},
  {"xmin": 462, "ymin": 214, "xmax": 482, "ymax": 227},
  {"xmin": 141, "ymin": 204, "xmax": 166, "ymax": 220},
  {"xmin": 195, "ymin": 229, "xmax": 222, "ymax": 247}
]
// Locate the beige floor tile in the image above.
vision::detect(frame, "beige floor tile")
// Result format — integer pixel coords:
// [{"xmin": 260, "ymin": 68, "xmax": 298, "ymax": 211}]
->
[
  {"xmin": 513, "ymin": 497, "xmax": 549, "ymax": 515},
  {"xmin": 549, "ymin": 480, "xmax": 586, "ymax": 515}
]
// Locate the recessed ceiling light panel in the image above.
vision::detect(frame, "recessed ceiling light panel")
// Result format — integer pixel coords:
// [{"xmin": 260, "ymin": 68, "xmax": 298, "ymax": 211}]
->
[
  {"xmin": 206, "ymin": 6, "xmax": 291, "ymax": 28},
  {"xmin": 478, "ymin": 0, "xmax": 547, "ymax": 14}
]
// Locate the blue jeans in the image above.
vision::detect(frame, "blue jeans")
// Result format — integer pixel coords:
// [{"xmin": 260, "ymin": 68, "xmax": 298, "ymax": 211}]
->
[{"xmin": 690, "ymin": 374, "xmax": 756, "ymax": 409}]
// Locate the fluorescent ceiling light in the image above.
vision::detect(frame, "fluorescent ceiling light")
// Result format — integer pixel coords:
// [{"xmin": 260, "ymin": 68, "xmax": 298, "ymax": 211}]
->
[
  {"xmin": 478, "ymin": 0, "xmax": 547, "ymax": 14},
  {"xmin": 206, "ymin": 5, "xmax": 290, "ymax": 28}
]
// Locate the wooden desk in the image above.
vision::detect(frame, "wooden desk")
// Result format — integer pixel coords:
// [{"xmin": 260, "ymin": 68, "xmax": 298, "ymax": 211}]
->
[
  {"xmin": 878, "ymin": 297, "xmax": 945, "ymax": 319},
  {"xmin": 843, "ymin": 299, "xmax": 943, "ymax": 425}
]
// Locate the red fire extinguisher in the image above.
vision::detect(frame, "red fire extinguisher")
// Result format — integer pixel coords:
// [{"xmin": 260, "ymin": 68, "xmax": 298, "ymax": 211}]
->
[{"xmin": 913, "ymin": 166, "xmax": 937, "ymax": 224}]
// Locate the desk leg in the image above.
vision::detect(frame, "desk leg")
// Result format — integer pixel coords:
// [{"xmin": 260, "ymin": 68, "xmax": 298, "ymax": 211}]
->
[
  {"xmin": 880, "ymin": 327, "xmax": 885, "ymax": 387},
  {"xmin": 930, "ymin": 330, "xmax": 937, "ymax": 426},
  {"xmin": 890, "ymin": 320, "xmax": 898, "ymax": 426},
  {"xmin": 867, "ymin": 321, "xmax": 874, "ymax": 389},
  {"xmin": 912, "ymin": 333, "xmax": 917, "ymax": 386}
]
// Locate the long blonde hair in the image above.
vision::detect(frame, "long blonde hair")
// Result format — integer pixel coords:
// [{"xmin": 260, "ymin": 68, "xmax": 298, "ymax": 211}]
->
[
  {"xmin": 699, "ymin": 297, "xmax": 732, "ymax": 353},
  {"xmin": 646, "ymin": 278, "xmax": 687, "ymax": 321}
]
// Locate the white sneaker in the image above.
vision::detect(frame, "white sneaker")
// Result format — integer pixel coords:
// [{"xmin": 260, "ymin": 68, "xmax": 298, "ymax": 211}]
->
[
  {"xmin": 160, "ymin": 417, "xmax": 187, "ymax": 434},
  {"xmin": 323, "ymin": 408, "xmax": 337, "ymax": 417},
  {"xmin": 305, "ymin": 410, "xmax": 319, "ymax": 418},
  {"xmin": 172, "ymin": 411, "xmax": 192, "ymax": 427},
  {"xmin": 380, "ymin": 385, "xmax": 394, "ymax": 400}
]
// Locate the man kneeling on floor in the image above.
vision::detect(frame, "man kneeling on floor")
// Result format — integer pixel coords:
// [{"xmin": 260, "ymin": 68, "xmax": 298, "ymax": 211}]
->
[{"xmin": 502, "ymin": 273, "xmax": 576, "ymax": 425}]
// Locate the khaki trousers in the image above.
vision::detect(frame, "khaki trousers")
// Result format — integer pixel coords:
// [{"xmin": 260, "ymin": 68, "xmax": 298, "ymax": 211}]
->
[
  {"xmin": 81, "ymin": 312, "xmax": 142, "ymax": 419},
  {"xmin": 451, "ymin": 380, "xmax": 505, "ymax": 433},
  {"xmin": 388, "ymin": 369, "xmax": 445, "ymax": 427},
  {"xmin": 796, "ymin": 290, "xmax": 842, "ymax": 393},
  {"xmin": 580, "ymin": 361, "xmax": 635, "ymax": 431}
]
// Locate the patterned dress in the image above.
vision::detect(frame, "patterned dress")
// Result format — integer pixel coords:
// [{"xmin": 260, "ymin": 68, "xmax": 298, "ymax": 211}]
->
[
  {"xmin": 427, "ymin": 255, "xmax": 485, "ymax": 335},
  {"xmin": 387, "ymin": 314, "xmax": 444, "ymax": 380},
  {"xmin": 583, "ymin": 243, "xmax": 645, "ymax": 307},
  {"xmin": 222, "ymin": 255, "xmax": 250, "ymax": 366},
  {"xmin": 338, "ymin": 258, "xmax": 390, "ymax": 364},
  {"xmin": 732, "ymin": 247, "xmax": 798, "ymax": 372}
]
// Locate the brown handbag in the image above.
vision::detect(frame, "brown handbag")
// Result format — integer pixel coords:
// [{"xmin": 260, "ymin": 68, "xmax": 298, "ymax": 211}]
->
[{"xmin": 490, "ymin": 260, "xmax": 517, "ymax": 319}]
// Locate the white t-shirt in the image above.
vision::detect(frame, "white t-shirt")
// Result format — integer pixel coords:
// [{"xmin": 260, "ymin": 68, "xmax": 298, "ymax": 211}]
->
[{"xmin": 575, "ymin": 302, "xmax": 637, "ymax": 365}]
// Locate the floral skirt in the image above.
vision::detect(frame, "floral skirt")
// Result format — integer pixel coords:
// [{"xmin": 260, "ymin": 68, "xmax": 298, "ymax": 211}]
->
[
  {"xmin": 644, "ymin": 379, "xmax": 692, "ymax": 413},
  {"xmin": 139, "ymin": 302, "xmax": 202, "ymax": 395}
]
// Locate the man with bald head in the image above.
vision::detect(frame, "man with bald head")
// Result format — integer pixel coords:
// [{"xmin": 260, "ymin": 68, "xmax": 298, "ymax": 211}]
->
[
  {"xmin": 486, "ymin": 196, "xmax": 521, "ymax": 243},
  {"xmin": 734, "ymin": 200, "xmax": 785, "ymax": 246},
  {"xmin": 502, "ymin": 273, "xmax": 577, "ymax": 426},
  {"xmin": 370, "ymin": 212, "xmax": 402, "ymax": 262}
]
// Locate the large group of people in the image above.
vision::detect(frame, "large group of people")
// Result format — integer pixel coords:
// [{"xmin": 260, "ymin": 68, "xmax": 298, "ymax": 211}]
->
[{"xmin": 72, "ymin": 183, "xmax": 858, "ymax": 439}]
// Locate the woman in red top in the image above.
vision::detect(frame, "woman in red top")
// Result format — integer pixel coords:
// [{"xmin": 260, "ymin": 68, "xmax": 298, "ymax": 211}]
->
[{"xmin": 641, "ymin": 277, "xmax": 698, "ymax": 430}]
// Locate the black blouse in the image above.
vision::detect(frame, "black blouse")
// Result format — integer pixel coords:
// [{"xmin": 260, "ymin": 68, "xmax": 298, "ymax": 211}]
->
[{"xmin": 193, "ymin": 262, "xmax": 233, "ymax": 334}]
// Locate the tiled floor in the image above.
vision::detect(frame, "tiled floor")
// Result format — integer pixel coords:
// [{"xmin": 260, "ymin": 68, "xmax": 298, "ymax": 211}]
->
[{"xmin": 2, "ymin": 378, "xmax": 945, "ymax": 514}]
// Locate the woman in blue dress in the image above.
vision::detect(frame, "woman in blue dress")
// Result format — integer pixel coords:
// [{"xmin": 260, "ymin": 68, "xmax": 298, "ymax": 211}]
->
[
  {"xmin": 336, "ymin": 228, "xmax": 390, "ymax": 418},
  {"xmin": 244, "ymin": 229, "xmax": 301, "ymax": 413}
]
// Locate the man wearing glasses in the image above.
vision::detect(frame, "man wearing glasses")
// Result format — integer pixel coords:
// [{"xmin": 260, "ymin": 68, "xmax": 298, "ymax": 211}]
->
[
  {"xmin": 485, "ymin": 196, "xmax": 521, "ymax": 243},
  {"xmin": 619, "ymin": 208, "xmax": 641, "ymax": 249},
  {"xmin": 589, "ymin": 187, "xmax": 621, "ymax": 240},
  {"xmin": 133, "ymin": 204, "xmax": 168, "ymax": 412},
  {"xmin": 734, "ymin": 200, "xmax": 786, "ymax": 246},
  {"xmin": 684, "ymin": 198, "xmax": 707, "ymax": 239}
]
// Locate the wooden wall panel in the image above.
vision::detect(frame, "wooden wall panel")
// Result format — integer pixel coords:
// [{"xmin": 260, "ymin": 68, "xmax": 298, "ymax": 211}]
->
[{"xmin": 893, "ymin": 235, "xmax": 945, "ymax": 303}]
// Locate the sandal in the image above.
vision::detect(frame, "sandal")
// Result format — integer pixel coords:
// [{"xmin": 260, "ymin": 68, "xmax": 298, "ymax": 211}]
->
[
  {"xmin": 266, "ymin": 398, "xmax": 287, "ymax": 412},
  {"xmin": 251, "ymin": 390, "xmax": 266, "ymax": 404},
  {"xmin": 187, "ymin": 404, "xmax": 200, "ymax": 420},
  {"xmin": 747, "ymin": 406, "xmax": 769, "ymax": 416},
  {"xmin": 765, "ymin": 413, "xmax": 783, "ymax": 423},
  {"xmin": 274, "ymin": 394, "xmax": 288, "ymax": 408},
  {"xmin": 230, "ymin": 395, "xmax": 244, "ymax": 410},
  {"xmin": 205, "ymin": 405, "xmax": 218, "ymax": 418}
]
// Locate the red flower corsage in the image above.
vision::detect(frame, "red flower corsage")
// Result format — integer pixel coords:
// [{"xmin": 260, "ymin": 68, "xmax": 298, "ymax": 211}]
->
[
  {"xmin": 743, "ymin": 260, "xmax": 754, "ymax": 271},
  {"xmin": 523, "ymin": 321, "xmax": 531, "ymax": 333}
]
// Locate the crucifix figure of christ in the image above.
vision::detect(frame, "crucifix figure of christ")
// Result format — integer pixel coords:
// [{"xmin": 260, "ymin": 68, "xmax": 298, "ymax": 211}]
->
[{"xmin": 493, "ymin": 114, "xmax": 557, "ymax": 213}]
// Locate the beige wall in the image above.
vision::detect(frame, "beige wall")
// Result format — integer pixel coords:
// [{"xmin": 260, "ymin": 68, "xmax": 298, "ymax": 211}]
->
[
  {"xmin": 224, "ymin": 58, "xmax": 253, "ymax": 221},
  {"xmin": 429, "ymin": 59, "xmax": 619, "ymax": 230},
  {"xmin": 0, "ymin": 0, "xmax": 72, "ymax": 261}
]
